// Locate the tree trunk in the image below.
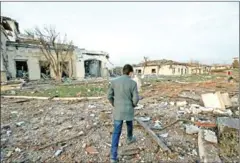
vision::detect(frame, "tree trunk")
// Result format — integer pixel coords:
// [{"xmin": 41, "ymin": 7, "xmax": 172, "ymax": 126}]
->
[{"xmin": 55, "ymin": 72, "xmax": 62, "ymax": 82}]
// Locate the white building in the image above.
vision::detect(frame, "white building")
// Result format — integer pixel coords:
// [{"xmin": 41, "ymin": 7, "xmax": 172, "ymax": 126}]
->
[{"xmin": 1, "ymin": 15, "xmax": 110, "ymax": 81}]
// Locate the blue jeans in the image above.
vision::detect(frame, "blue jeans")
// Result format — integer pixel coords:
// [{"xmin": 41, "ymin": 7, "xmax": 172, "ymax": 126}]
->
[{"xmin": 110, "ymin": 120, "xmax": 133, "ymax": 160}]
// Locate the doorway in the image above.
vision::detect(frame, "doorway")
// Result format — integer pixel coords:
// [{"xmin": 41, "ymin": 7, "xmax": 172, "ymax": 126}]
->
[{"xmin": 15, "ymin": 60, "xmax": 28, "ymax": 78}]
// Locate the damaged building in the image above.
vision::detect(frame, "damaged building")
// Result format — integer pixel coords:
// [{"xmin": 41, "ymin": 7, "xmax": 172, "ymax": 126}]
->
[
  {"xmin": 75, "ymin": 49, "xmax": 109, "ymax": 79},
  {"xmin": 0, "ymin": 16, "xmax": 110, "ymax": 81},
  {"xmin": 1, "ymin": 16, "xmax": 21, "ymax": 82},
  {"xmin": 133, "ymin": 59, "xmax": 211, "ymax": 76}
]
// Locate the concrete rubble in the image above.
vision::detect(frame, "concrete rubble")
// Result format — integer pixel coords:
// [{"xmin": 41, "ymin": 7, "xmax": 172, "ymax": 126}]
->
[{"xmin": 1, "ymin": 73, "xmax": 239, "ymax": 162}]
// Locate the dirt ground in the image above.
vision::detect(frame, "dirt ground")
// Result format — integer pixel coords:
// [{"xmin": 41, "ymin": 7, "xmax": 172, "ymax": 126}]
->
[{"xmin": 1, "ymin": 74, "xmax": 239, "ymax": 163}]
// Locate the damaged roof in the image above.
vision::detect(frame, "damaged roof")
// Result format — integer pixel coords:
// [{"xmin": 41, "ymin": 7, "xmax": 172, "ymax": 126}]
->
[
  {"xmin": 0, "ymin": 16, "xmax": 20, "ymax": 33},
  {"xmin": 134, "ymin": 59, "xmax": 211, "ymax": 67},
  {"xmin": 134, "ymin": 59, "xmax": 186, "ymax": 67},
  {"xmin": 82, "ymin": 49, "xmax": 109, "ymax": 59}
]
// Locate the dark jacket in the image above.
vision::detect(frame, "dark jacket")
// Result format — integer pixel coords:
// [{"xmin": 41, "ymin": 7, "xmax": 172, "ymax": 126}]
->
[{"xmin": 107, "ymin": 75, "xmax": 139, "ymax": 121}]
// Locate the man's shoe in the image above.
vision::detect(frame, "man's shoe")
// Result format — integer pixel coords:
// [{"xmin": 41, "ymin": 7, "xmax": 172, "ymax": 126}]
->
[
  {"xmin": 110, "ymin": 159, "xmax": 118, "ymax": 163},
  {"xmin": 126, "ymin": 135, "xmax": 136, "ymax": 145}
]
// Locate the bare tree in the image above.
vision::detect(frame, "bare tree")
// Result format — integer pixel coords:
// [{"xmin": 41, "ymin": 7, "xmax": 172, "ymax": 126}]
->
[
  {"xmin": 142, "ymin": 56, "xmax": 148, "ymax": 75},
  {"xmin": 25, "ymin": 26, "xmax": 74, "ymax": 82}
]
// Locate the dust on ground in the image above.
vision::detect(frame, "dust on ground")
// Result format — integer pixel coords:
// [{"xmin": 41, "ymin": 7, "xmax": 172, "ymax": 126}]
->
[{"xmin": 1, "ymin": 73, "xmax": 239, "ymax": 163}]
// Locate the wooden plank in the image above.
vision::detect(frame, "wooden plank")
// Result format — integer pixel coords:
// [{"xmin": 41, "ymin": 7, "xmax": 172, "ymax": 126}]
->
[
  {"xmin": 1, "ymin": 96, "xmax": 103, "ymax": 101},
  {"xmin": 2, "ymin": 96, "xmax": 50, "ymax": 100},
  {"xmin": 52, "ymin": 97, "xmax": 103, "ymax": 101},
  {"xmin": 134, "ymin": 117, "xmax": 171, "ymax": 153}
]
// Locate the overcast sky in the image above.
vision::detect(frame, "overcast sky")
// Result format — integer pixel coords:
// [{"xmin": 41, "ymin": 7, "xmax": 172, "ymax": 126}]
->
[{"xmin": 1, "ymin": 2, "xmax": 239, "ymax": 66}]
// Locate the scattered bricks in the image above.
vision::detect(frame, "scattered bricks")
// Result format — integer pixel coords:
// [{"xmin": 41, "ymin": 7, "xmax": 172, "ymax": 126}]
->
[{"xmin": 198, "ymin": 129, "xmax": 221, "ymax": 163}]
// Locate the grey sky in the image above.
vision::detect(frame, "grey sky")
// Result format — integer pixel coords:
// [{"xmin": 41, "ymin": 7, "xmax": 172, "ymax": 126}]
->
[{"xmin": 1, "ymin": 2, "xmax": 239, "ymax": 66}]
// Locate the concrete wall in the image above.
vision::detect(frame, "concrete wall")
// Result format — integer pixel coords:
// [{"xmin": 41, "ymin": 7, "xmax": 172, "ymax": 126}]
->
[
  {"xmin": 6, "ymin": 45, "xmax": 75, "ymax": 80},
  {"xmin": 134, "ymin": 64, "xmax": 189, "ymax": 76},
  {"xmin": 5, "ymin": 19, "xmax": 19, "ymax": 42},
  {"xmin": 0, "ymin": 26, "xmax": 9, "ymax": 82},
  {"xmin": 160, "ymin": 65, "xmax": 188, "ymax": 75},
  {"xmin": 75, "ymin": 49, "xmax": 109, "ymax": 79}
]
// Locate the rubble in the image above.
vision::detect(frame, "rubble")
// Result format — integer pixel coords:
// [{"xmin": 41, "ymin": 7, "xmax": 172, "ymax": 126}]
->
[
  {"xmin": 86, "ymin": 146, "xmax": 99, "ymax": 155},
  {"xmin": 15, "ymin": 121, "xmax": 25, "ymax": 127},
  {"xmin": 198, "ymin": 129, "xmax": 221, "ymax": 163},
  {"xmin": 185, "ymin": 125, "xmax": 199, "ymax": 134},
  {"xmin": 135, "ymin": 104, "xmax": 144, "ymax": 110},
  {"xmin": 203, "ymin": 130, "xmax": 218, "ymax": 144},
  {"xmin": 54, "ymin": 149, "xmax": 63, "ymax": 156},
  {"xmin": 176, "ymin": 101, "xmax": 187, "ymax": 107},
  {"xmin": 0, "ymin": 73, "xmax": 238, "ymax": 162},
  {"xmin": 138, "ymin": 117, "xmax": 150, "ymax": 122},
  {"xmin": 159, "ymin": 133, "xmax": 168, "ymax": 138}
]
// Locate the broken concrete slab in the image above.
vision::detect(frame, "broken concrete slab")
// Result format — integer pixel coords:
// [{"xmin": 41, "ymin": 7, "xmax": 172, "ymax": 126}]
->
[
  {"xmin": 221, "ymin": 93, "xmax": 232, "ymax": 107},
  {"xmin": 217, "ymin": 117, "xmax": 240, "ymax": 134},
  {"xmin": 135, "ymin": 117, "xmax": 171, "ymax": 153},
  {"xmin": 203, "ymin": 130, "xmax": 218, "ymax": 144},
  {"xmin": 213, "ymin": 109, "xmax": 233, "ymax": 116},
  {"xmin": 198, "ymin": 129, "xmax": 221, "ymax": 163},
  {"xmin": 138, "ymin": 117, "xmax": 150, "ymax": 122},
  {"xmin": 185, "ymin": 125, "xmax": 199, "ymax": 134},
  {"xmin": 230, "ymin": 95, "xmax": 239, "ymax": 105},
  {"xmin": 176, "ymin": 101, "xmax": 187, "ymax": 107},
  {"xmin": 178, "ymin": 91, "xmax": 201, "ymax": 101},
  {"xmin": 201, "ymin": 92, "xmax": 225, "ymax": 110}
]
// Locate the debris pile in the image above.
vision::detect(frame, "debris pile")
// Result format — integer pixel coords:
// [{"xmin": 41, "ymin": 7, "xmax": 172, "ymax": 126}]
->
[{"xmin": 1, "ymin": 73, "xmax": 239, "ymax": 162}]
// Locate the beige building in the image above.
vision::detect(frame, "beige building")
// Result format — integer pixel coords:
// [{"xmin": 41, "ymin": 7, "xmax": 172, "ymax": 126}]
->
[
  {"xmin": 1, "ymin": 15, "xmax": 110, "ymax": 81},
  {"xmin": 5, "ymin": 41, "xmax": 109, "ymax": 81},
  {"xmin": 133, "ymin": 59, "xmax": 211, "ymax": 76},
  {"xmin": 211, "ymin": 64, "xmax": 232, "ymax": 71}
]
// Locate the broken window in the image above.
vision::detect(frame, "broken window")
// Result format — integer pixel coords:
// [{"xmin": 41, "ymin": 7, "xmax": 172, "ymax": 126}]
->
[
  {"xmin": 178, "ymin": 68, "xmax": 180, "ymax": 73},
  {"xmin": 152, "ymin": 69, "xmax": 156, "ymax": 74},
  {"xmin": 39, "ymin": 61, "xmax": 50, "ymax": 79},
  {"xmin": 181, "ymin": 68, "xmax": 183, "ymax": 75},
  {"xmin": 15, "ymin": 60, "xmax": 28, "ymax": 78},
  {"xmin": 172, "ymin": 68, "xmax": 175, "ymax": 74},
  {"xmin": 137, "ymin": 69, "xmax": 142, "ymax": 74},
  {"xmin": 84, "ymin": 59, "xmax": 102, "ymax": 78}
]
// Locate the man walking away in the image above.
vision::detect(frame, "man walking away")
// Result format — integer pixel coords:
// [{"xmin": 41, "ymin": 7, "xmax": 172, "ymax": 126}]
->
[{"xmin": 107, "ymin": 64, "xmax": 139, "ymax": 163}]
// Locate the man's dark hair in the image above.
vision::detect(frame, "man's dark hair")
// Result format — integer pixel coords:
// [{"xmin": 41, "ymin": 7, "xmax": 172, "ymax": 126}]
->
[{"xmin": 122, "ymin": 64, "xmax": 134, "ymax": 75}]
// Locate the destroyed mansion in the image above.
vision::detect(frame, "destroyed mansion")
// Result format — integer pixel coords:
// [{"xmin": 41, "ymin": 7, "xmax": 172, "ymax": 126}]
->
[{"xmin": 0, "ymin": 16, "xmax": 110, "ymax": 82}]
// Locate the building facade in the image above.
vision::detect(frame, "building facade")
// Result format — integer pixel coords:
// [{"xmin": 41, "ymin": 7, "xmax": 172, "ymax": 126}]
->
[
  {"xmin": 1, "ymin": 16, "xmax": 110, "ymax": 81},
  {"xmin": 5, "ymin": 41, "xmax": 109, "ymax": 80},
  {"xmin": 1, "ymin": 16, "xmax": 20, "ymax": 82},
  {"xmin": 133, "ymin": 60, "xmax": 211, "ymax": 76}
]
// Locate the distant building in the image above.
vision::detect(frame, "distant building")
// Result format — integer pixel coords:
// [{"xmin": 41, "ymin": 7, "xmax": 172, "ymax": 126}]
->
[
  {"xmin": 133, "ymin": 59, "xmax": 211, "ymax": 76},
  {"xmin": 210, "ymin": 64, "xmax": 232, "ymax": 71}
]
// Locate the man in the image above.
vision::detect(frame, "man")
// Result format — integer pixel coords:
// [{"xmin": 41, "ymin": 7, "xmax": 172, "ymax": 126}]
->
[{"xmin": 107, "ymin": 64, "xmax": 139, "ymax": 163}]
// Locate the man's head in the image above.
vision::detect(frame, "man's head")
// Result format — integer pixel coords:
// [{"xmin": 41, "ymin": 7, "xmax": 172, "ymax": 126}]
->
[{"xmin": 122, "ymin": 64, "xmax": 134, "ymax": 76}]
